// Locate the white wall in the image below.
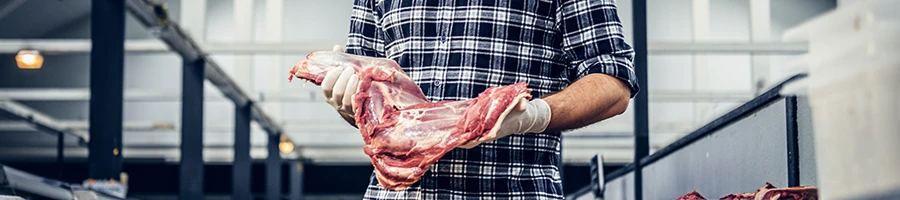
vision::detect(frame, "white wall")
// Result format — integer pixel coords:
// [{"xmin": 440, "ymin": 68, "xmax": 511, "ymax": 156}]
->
[
  {"xmin": 616, "ymin": 0, "xmax": 836, "ymax": 147},
  {"xmin": 767, "ymin": 0, "xmax": 837, "ymax": 83}
]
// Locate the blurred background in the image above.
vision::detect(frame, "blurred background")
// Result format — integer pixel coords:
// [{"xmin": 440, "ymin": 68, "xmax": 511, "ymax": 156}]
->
[{"xmin": 1, "ymin": 0, "xmax": 892, "ymax": 200}]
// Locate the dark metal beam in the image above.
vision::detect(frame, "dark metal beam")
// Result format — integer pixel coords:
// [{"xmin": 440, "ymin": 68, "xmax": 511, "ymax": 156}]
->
[
  {"xmin": 124, "ymin": 0, "xmax": 201, "ymax": 61},
  {"xmin": 88, "ymin": 0, "xmax": 125, "ymax": 180},
  {"xmin": 0, "ymin": 101, "xmax": 88, "ymax": 144},
  {"xmin": 180, "ymin": 58, "xmax": 206, "ymax": 199},
  {"xmin": 631, "ymin": 0, "xmax": 649, "ymax": 199},
  {"xmin": 266, "ymin": 134, "xmax": 282, "ymax": 200},
  {"xmin": 785, "ymin": 96, "xmax": 800, "ymax": 187},
  {"xmin": 57, "ymin": 132, "xmax": 64, "ymax": 180},
  {"xmin": 289, "ymin": 161, "xmax": 304, "ymax": 200},
  {"xmin": 233, "ymin": 103, "xmax": 252, "ymax": 200}
]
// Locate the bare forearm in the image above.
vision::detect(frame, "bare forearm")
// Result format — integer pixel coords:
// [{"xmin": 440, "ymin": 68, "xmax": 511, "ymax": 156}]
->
[{"xmin": 541, "ymin": 73, "xmax": 631, "ymax": 132}]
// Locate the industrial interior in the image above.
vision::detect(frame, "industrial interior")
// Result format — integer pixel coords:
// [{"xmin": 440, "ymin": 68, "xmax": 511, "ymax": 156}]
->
[{"xmin": 0, "ymin": 0, "xmax": 897, "ymax": 199}]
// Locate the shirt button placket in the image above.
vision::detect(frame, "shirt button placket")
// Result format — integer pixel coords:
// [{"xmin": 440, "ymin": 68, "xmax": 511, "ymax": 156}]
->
[
  {"xmin": 433, "ymin": 70, "xmax": 444, "ymax": 90},
  {"xmin": 435, "ymin": 10, "xmax": 449, "ymax": 93},
  {"xmin": 439, "ymin": 10, "xmax": 450, "ymax": 50}
]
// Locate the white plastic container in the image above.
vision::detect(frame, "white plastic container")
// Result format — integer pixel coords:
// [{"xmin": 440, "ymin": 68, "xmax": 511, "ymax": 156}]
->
[
  {"xmin": 804, "ymin": 51, "xmax": 899, "ymax": 199},
  {"xmin": 782, "ymin": 0, "xmax": 900, "ymax": 199}
]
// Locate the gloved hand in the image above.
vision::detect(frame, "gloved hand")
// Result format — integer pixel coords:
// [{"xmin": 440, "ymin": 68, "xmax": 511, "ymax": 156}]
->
[
  {"xmin": 320, "ymin": 45, "xmax": 360, "ymax": 116},
  {"xmin": 458, "ymin": 98, "xmax": 552, "ymax": 149}
]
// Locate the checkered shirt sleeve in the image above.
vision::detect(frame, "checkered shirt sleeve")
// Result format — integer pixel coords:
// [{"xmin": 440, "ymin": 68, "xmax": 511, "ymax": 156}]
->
[{"xmin": 557, "ymin": 0, "xmax": 639, "ymax": 97}]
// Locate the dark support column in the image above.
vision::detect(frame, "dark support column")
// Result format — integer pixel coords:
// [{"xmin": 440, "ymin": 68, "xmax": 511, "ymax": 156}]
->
[
  {"xmin": 57, "ymin": 132, "xmax": 64, "ymax": 180},
  {"xmin": 89, "ymin": 0, "xmax": 125, "ymax": 180},
  {"xmin": 180, "ymin": 58, "xmax": 206, "ymax": 200},
  {"xmin": 785, "ymin": 96, "xmax": 800, "ymax": 187},
  {"xmin": 289, "ymin": 161, "xmax": 304, "ymax": 200},
  {"xmin": 266, "ymin": 134, "xmax": 282, "ymax": 200},
  {"xmin": 631, "ymin": 0, "xmax": 649, "ymax": 199},
  {"xmin": 233, "ymin": 102, "xmax": 252, "ymax": 200}
]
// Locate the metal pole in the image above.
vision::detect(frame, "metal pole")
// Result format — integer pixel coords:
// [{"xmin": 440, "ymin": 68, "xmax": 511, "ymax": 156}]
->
[
  {"xmin": 289, "ymin": 161, "xmax": 304, "ymax": 200},
  {"xmin": 785, "ymin": 96, "xmax": 800, "ymax": 187},
  {"xmin": 233, "ymin": 102, "xmax": 252, "ymax": 200},
  {"xmin": 88, "ymin": 0, "xmax": 125, "ymax": 180},
  {"xmin": 57, "ymin": 132, "xmax": 64, "ymax": 180},
  {"xmin": 267, "ymin": 134, "xmax": 282, "ymax": 200},
  {"xmin": 180, "ymin": 58, "xmax": 206, "ymax": 199},
  {"xmin": 632, "ymin": 0, "xmax": 649, "ymax": 199}
]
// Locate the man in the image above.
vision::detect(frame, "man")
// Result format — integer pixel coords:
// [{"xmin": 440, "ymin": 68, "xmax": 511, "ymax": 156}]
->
[{"xmin": 319, "ymin": 0, "xmax": 638, "ymax": 199}]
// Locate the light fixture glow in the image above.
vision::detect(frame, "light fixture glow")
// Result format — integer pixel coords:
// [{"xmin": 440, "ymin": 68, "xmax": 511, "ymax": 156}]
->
[
  {"xmin": 21, "ymin": 54, "xmax": 35, "ymax": 63},
  {"xmin": 279, "ymin": 141, "xmax": 295, "ymax": 153},
  {"xmin": 16, "ymin": 50, "xmax": 44, "ymax": 69}
]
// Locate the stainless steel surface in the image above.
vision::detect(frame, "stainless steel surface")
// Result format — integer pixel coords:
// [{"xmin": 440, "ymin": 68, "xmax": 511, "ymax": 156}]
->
[{"xmin": 1, "ymin": 165, "xmax": 73, "ymax": 200}]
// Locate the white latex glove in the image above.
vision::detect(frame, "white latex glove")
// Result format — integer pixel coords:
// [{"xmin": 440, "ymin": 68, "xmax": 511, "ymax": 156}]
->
[
  {"xmin": 458, "ymin": 98, "xmax": 552, "ymax": 149},
  {"xmin": 320, "ymin": 45, "xmax": 360, "ymax": 116}
]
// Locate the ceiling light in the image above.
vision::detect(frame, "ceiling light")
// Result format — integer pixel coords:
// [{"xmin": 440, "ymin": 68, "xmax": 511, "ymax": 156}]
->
[
  {"xmin": 16, "ymin": 50, "xmax": 44, "ymax": 69},
  {"xmin": 279, "ymin": 141, "xmax": 295, "ymax": 153}
]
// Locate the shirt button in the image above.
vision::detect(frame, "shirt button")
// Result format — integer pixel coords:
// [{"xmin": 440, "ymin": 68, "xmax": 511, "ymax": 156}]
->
[
  {"xmin": 440, "ymin": 36, "xmax": 447, "ymax": 43},
  {"xmin": 433, "ymin": 80, "xmax": 442, "ymax": 86}
]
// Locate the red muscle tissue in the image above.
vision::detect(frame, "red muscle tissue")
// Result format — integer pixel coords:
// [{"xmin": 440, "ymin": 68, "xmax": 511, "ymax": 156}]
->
[
  {"xmin": 721, "ymin": 182, "xmax": 818, "ymax": 200},
  {"xmin": 678, "ymin": 182, "xmax": 818, "ymax": 200},
  {"xmin": 288, "ymin": 51, "xmax": 532, "ymax": 190},
  {"xmin": 677, "ymin": 190, "xmax": 707, "ymax": 200}
]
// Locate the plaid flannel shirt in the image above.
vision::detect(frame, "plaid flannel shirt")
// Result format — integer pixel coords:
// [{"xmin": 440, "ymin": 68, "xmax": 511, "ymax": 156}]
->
[{"xmin": 345, "ymin": 0, "xmax": 638, "ymax": 199}]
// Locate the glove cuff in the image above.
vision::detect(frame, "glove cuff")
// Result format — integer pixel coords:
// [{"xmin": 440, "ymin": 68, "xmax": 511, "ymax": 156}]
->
[{"xmin": 522, "ymin": 99, "xmax": 552, "ymax": 134}]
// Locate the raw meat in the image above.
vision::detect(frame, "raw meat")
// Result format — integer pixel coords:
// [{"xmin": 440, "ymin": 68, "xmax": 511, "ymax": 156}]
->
[
  {"xmin": 720, "ymin": 182, "xmax": 775, "ymax": 200},
  {"xmin": 720, "ymin": 192, "xmax": 757, "ymax": 200},
  {"xmin": 288, "ymin": 51, "xmax": 533, "ymax": 190},
  {"xmin": 718, "ymin": 182, "xmax": 818, "ymax": 200},
  {"xmin": 677, "ymin": 190, "xmax": 707, "ymax": 200},
  {"xmin": 749, "ymin": 183, "xmax": 818, "ymax": 200}
]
